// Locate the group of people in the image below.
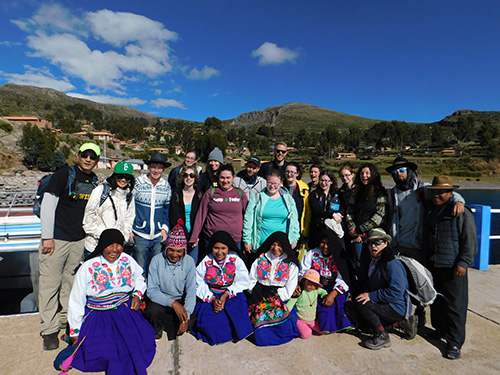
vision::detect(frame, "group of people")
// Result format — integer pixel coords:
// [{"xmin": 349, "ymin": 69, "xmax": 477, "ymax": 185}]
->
[{"xmin": 38, "ymin": 141, "xmax": 477, "ymax": 375}]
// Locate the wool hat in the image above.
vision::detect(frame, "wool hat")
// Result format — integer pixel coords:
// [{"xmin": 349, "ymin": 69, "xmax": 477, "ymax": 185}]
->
[
  {"xmin": 385, "ymin": 156, "xmax": 417, "ymax": 173},
  {"xmin": 94, "ymin": 228, "xmax": 125, "ymax": 254},
  {"xmin": 207, "ymin": 147, "xmax": 224, "ymax": 164},
  {"xmin": 425, "ymin": 175, "xmax": 460, "ymax": 190},
  {"xmin": 166, "ymin": 219, "xmax": 187, "ymax": 250},
  {"xmin": 79, "ymin": 143, "xmax": 101, "ymax": 157},
  {"xmin": 247, "ymin": 156, "xmax": 261, "ymax": 167},
  {"xmin": 144, "ymin": 152, "xmax": 171, "ymax": 168},
  {"xmin": 113, "ymin": 161, "xmax": 133, "ymax": 175},
  {"xmin": 364, "ymin": 228, "xmax": 392, "ymax": 244},
  {"xmin": 300, "ymin": 269, "xmax": 323, "ymax": 287}
]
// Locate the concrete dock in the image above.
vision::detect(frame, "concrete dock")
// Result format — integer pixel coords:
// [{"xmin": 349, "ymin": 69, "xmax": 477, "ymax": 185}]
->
[{"xmin": 2, "ymin": 265, "xmax": 500, "ymax": 375}]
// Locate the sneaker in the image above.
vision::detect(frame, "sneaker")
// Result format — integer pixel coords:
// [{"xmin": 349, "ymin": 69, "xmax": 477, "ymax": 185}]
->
[
  {"xmin": 42, "ymin": 332, "xmax": 60, "ymax": 351},
  {"xmin": 399, "ymin": 315, "xmax": 418, "ymax": 340},
  {"xmin": 363, "ymin": 331, "xmax": 391, "ymax": 350},
  {"xmin": 154, "ymin": 331, "xmax": 163, "ymax": 340},
  {"xmin": 446, "ymin": 345, "xmax": 461, "ymax": 360}
]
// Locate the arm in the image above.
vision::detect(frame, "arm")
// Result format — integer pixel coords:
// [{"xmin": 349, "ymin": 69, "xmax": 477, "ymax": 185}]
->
[
  {"xmin": 285, "ymin": 195, "xmax": 301, "ymax": 246},
  {"xmin": 162, "ymin": 184, "xmax": 172, "ymax": 233},
  {"xmin": 82, "ymin": 185, "xmax": 106, "ymax": 240},
  {"xmin": 169, "ymin": 191, "xmax": 182, "ymax": 229},
  {"xmin": 301, "ymin": 191, "xmax": 311, "ymax": 237},
  {"xmin": 228, "ymin": 256, "xmax": 250, "ymax": 296},
  {"xmin": 298, "ymin": 250, "xmax": 313, "ymax": 278},
  {"xmin": 369, "ymin": 260, "xmax": 407, "ymax": 305},
  {"xmin": 242, "ymin": 193, "xmax": 258, "ymax": 250},
  {"xmin": 248, "ymin": 259, "xmax": 259, "ymax": 293},
  {"xmin": 277, "ymin": 263, "xmax": 299, "ymax": 301},
  {"xmin": 123, "ymin": 195, "xmax": 135, "ymax": 240},
  {"xmin": 183, "ymin": 258, "xmax": 197, "ymax": 316},
  {"xmin": 189, "ymin": 190, "xmax": 210, "ymax": 244},
  {"xmin": 130, "ymin": 257, "xmax": 147, "ymax": 305},
  {"xmin": 358, "ymin": 194, "xmax": 388, "ymax": 234},
  {"xmin": 195, "ymin": 259, "xmax": 214, "ymax": 302},
  {"xmin": 146, "ymin": 255, "xmax": 173, "ymax": 307},
  {"xmin": 456, "ymin": 210, "xmax": 478, "ymax": 271},
  {"xmin": 451, "ymin": 192, "xmax": 465, "ymax": 216},
  {"xmin": 67, "ymin": 266, "xmax": 88, "ymax": 337}
]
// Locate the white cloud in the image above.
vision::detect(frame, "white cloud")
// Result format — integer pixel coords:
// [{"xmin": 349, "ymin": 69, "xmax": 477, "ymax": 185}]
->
[
  {"xmin": 251, "ymin": 42, "xmax": 299, "ymax": 65},
  {"xmin": 151, "ymin": 98, "xmax": 186, "ymax": 109},
  {"xmin": 186, "ymin": 66, "xmax": 220, "ymax": 80},
  {"xmin": 2, "ymin": 66, "xmax": 75, "ymax": 91},
  {"xmin": 67, "ymin": 92, "xmax": 147, "ymax": 106},
  {"xmin": 0, "ymin": 40, "xmax": 22, "ymax": 46}
]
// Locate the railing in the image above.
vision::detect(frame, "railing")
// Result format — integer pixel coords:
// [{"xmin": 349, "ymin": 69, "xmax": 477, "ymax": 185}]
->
[{"xmin": 471, "ymin": 205, "xmax": 496, "ymax": 271}]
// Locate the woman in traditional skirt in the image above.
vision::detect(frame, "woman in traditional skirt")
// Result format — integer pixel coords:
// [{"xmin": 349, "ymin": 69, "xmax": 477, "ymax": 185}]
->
[
  {"xmin": 191, "ymin": 231, "xmax": 253, "ymax": 345},
  {"xmin": 67, "ymin": 228, "xmax": 155, "ymax": 375},
  {"xmin": 248, "ymin": 231, "xmax": 300, "ymax": 346},
  {"xmin": 299, "ymin": 229, "xmax": 354, "ymax": 333}
]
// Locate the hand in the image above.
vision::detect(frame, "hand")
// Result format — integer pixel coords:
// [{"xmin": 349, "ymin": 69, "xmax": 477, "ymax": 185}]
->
[
  {"xmin": 41, "ymin": 239, "xmax": 55, "ymax": 256},
  {"xmin": 354, "ymin": 236, "xmax": 363, "ymax": 244},
  {"xmin": 161, "ymin": 229, "xmax": 168, "ymax": 242},
  {"xmin": 332, "ymin": 213, "xmax": 343, "ymax": 224},
  {"xmin": 291, "ymin": 242, "xmax": 297, "ymax": 250},
  {"xmin": 355, "ymin": 292, "xmax": 370, "ymax": 305},
  {"xmin": 452, "ymin": 202, "xmax": 465, "ymax": 216},
  {"xmin": 292, "ymin": 285, "xmax": 302, "ymax": 298},
  {"xmin": 455, "ymin": 265, "xmax": 467, "ymax": 277},
  {"xmin": 130, "ymin": 295, "xmax": 141, "ymax": 311},
  {"xmin": 349, "ymin": 227, "xmax": 357, "ymax": 237},
  {"xmin": 189, "ymin": 238, "xmax": 199, "ymax": 248},
  {"xmin": 129, "ymin": 232, "xmax": 135, "ymax": 244},
  {"xmin": 322, "ymin": 290, "xmax": 339, "ymax": 307},
  {"xmin": 244, "ymin": 244, "xmax": 253, "ymax": 253},
  {"xmin": 70, "ymin": 336, "xmax": 79, "ymax": 346},
  {"xmin": 172, "ymin": 301, "xmax": 189, "ymax": 335}
]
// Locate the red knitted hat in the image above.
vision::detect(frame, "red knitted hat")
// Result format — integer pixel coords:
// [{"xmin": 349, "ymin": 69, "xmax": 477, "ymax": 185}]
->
[{"xmin": 166, "ymin": 219, "xmax": 187, "ymax": 250}]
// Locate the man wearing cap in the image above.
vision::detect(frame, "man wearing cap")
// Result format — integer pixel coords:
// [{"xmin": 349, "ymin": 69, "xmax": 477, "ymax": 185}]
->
[
  {"xmin": 259, "ymin": 141, "xmax": 289, "ymax": 180},
  {"xmin": 424, "ymin": 176, "xmax": 477, "ymax": 360},
  {"xmin": 386, "ymin": 157, "xmax": 465, "ymax": 262},
  {"xmin": 38, "ymin": 142, "xmax": 100, "ymax": 350},
  {"xmin": 233, "ymin": 156, "xmax": 266, "ymax": 198},
  {"xmin": 131, "ymin": 152, "xmax": 172, "ymax": 277}
]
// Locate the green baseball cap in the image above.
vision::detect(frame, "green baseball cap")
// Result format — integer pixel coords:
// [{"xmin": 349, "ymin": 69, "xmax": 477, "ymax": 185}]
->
[
  {"xmin": 79, "ymin": 143, "xmax": 101, "ymax": 156},
  {"xmin": 113, "ymin": 161, "xmax": 133, "ymax": 175}
]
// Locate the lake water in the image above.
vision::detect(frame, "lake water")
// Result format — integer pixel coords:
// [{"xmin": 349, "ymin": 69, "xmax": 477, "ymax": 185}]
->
[{"xmin": 460, "ymin": 190, "xmax": 500, "ymax": 264}]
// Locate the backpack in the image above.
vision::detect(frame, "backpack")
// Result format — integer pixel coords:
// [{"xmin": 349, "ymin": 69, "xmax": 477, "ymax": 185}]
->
[
  {"xmin": 210, "ymin": 186, "xmax": 243, "ymax": 199},
  {"xmin": 394, "ymin": 254, "xmax": 438, "ymax": 318},
  {"xmin": 33, "ymin": 166, "xmax": 77, "ymax": 218}
]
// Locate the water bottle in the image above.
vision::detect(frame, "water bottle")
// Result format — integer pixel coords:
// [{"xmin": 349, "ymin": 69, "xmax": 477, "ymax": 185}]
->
[{"xmin": 330, "ymin": 194, "xmax": 340, "ymax": 212}]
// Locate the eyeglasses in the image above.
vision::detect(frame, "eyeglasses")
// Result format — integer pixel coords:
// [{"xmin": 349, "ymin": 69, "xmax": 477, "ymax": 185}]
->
[
  {"xmin": 275, "ymin": 149, "xmax": 287, "ymax": 154},
  {"xmin": 392, "ymin": 167, "xmax": 407, "ymax": 175},
  {"xmin": 368, "ymin": 240, "xmax": 384, "ymax": 247},
  {"xmin": 80, "ymin": 152, "xmax": 98, "ymax": 161},
  {"xmin": 115, "ymin": 174, "xmax": 132, "ymax": 181},
  {"xmin": 340, "ymin": 173, "xmax": 352, "ymax": 178},
  {"xmin": 183, "ymin": 173, "xmax": 196, "ymax": 178}
]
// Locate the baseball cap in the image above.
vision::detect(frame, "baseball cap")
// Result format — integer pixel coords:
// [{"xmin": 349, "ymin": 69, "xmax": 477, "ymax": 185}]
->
[{"xmin": 79, "ymin": 143, "xmax": 101, "ymax": 157}]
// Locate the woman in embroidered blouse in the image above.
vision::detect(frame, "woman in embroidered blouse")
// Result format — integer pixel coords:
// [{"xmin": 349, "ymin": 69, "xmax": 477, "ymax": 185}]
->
[
  {"xmin": 191, "ymin": 231, "xmax": 253, "ymax": 345},
  {"xmin": 248, "ymin": 231, "xmax": 300, "ymax": 346},
  {"xmin": 67, "ymin": 228, "xmax": 155, "ymax": 375},
  {"xmin": 299, "ymin": 229, "xmax": 353, "ymax": 333}
]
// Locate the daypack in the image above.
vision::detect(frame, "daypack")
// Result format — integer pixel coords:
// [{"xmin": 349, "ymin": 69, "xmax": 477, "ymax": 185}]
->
[
  {"xmin": 33, "ymin": 166, "xmax": 77, "ymax": 217},
  {"xmin": 394, "ymin": 254, "xmax": 438, "ymax": 317},
  {"xmin": 210, "ymin": 186, "xmax": 243, "ymax": 199}
]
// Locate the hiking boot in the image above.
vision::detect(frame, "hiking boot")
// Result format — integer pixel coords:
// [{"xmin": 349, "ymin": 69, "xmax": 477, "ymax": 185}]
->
[
  {"xmin": 42, "ymin": 332, "xmax": 60, "ymax": 351},
  {"xmin": 446, "ymin": 345, "xmax": 461, "ymax": 360},
  {"xmin": 154, "ymin": 330, "xmax": 163, "ymax": 340},
  {"xmin": 363, "ymin": 331, "xmax": 391, "ymax": 350},
  {"xmin": 399, "ymin": 315, "xmax": 418, "ymax": 340}
]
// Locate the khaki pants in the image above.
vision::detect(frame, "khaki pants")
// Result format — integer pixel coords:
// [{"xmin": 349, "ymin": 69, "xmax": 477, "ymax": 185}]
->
[{"xmin": 38, "ymin": 239, "xmax": 84, "ymax": 336}]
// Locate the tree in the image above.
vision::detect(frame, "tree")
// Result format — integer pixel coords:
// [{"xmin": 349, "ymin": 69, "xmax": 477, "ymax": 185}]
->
[
  {"xmin": 456, "ymin": 116, "xmax": 475, "ymax": 143},
  {"xmin": 19, "ymin": 125, "xmax": 59, "ymax": 171},
  {"xmin": 204, "ymin": 117, "xmax": 223, "ymax": 131}
]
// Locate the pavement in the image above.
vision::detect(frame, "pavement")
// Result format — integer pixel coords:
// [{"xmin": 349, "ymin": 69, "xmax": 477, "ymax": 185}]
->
[{"xmin": 1, "ymin": 265, "xmax": 500, "ymax": 375}]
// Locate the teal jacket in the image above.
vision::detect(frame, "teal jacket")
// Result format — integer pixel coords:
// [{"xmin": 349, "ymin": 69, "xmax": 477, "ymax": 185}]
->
[{"xmin": 242, "ymin": 188, "xmax": 300, "ymax": 251}]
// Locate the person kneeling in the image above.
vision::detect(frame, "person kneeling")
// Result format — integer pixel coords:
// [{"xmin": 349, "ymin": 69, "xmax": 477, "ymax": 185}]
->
[
  {"xmin": 350, "ymin": 228, "xmax": 415, "ymax": 350},
  {"xmin": 143, "ymin": 220, "xmax": 196, "ymax": 340}
]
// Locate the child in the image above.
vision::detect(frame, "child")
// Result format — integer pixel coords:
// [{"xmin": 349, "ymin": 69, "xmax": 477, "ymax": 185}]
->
[
  {"xmin": 287, "ymin": 269, "xmax": 327, "ymax": 339},
  {"xmin": 66, "ymin": 228, "xmax": 156, "ymax": 374},
  {"xmin": 191, "ymin": 231, "xmax": 253, "ymax": 345}
]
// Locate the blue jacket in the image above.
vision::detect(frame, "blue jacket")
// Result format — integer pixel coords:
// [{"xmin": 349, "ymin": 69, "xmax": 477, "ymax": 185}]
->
[{"xmin": 132, "ymin": 174, "xmax": 171, "ymax": 240}]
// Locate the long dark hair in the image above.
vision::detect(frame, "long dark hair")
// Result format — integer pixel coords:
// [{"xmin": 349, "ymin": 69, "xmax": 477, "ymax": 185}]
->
[
  {"xmin": 106, "ymin": 173, "xmax": 135, "ymax": 192},
  {"xmin": 315, "ymin": 170, "xmax": 338, "ymax": 198},
  {"xmin": 353, "ymin": 163, "xmax": 385, "ymax": 199},
  {"xmin": 177, "ymin": 166, "xmax": 200, "ymax": 188}
]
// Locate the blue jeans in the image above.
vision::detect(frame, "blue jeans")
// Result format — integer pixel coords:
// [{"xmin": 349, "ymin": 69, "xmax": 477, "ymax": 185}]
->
[{"xmin": 133, "ymin": 236, "xmax": 163, "ymax": 278}]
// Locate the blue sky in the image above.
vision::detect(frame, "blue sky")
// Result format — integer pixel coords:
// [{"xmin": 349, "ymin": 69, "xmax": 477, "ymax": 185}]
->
[{"xmin": 1, "ymin": 1, "xmax": 499, "ymax": 123}]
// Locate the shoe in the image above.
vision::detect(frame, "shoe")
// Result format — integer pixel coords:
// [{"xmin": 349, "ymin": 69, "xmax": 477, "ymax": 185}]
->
[
  {"xmin": 154, "ymin": 331, "xmax": 163, "ymax": 340},
  {"xmin": 42, "ymin": 332, "xmax": 60, "ymax": 351},
  {"xmin": 446, "ymin": 345, "xmax": 461, "ymax": 360},
  {"xmin": 363, "ymin": 331, "xmax": 391, "ymax": 350},
  {"xmin": 399, "ymin": 315, "xmax": 418, "ymax": 340}
]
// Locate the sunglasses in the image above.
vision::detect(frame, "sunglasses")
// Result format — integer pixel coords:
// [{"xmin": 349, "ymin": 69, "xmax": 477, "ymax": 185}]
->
[
  {"xmin": 275, "ymin": 149, "xmax": 287, "ymax": 154},
  {"xmin": 116, "ymin": 174, "xmax": 132, "ymax": 181},
  {"xmin": 368, "ymin": 240, "xmax": 384, "ymax": 246},
  {"xmin": 392, "ymin": 167, "xmax": 407, "ymax": 175},
  {"xmin": 80, "ymin": 152, "xmax": 98, "ymax": 161},
  {"xmin": 183, "ymin": 172, "xmax": 196, "ymax": 178}
]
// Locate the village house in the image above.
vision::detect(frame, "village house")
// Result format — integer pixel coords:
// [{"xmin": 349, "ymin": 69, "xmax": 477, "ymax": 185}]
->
[{"xmin": 2, "ymin": 116, "xmax": 53, "ymax": 129}]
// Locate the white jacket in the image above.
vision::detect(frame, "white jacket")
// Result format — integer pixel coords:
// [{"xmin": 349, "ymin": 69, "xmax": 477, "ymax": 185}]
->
[{"xmin": 83, "ymin": 184, "xmax": 135, "ymax": 252}]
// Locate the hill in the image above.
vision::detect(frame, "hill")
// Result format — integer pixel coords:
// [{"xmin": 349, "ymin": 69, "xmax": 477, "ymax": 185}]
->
[{"xmin": 228, "ymin": 102, "xmax": 383, "ymax": 134}]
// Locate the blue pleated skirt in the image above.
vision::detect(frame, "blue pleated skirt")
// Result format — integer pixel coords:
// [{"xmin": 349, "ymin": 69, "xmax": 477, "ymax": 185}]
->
[
  {"xmin": 317, "ymin": 288, "xmax": 353, "ymax": 333},
  {"xmin": 72, "ymin": 302, "xmax": 156, "ymax": 375},
  {"xmin": 192, "ymin": 292, "xmax": 253, "ymax": 345},
  {"xmin": 253, "ymin": 306, "xmax": 299, "ymax": 346}
]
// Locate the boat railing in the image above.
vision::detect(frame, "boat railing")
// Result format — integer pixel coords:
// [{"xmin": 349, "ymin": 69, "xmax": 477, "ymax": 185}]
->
[{"xmin": 471, "ymin": 205, "xmax": 497, "ymax": 271}]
